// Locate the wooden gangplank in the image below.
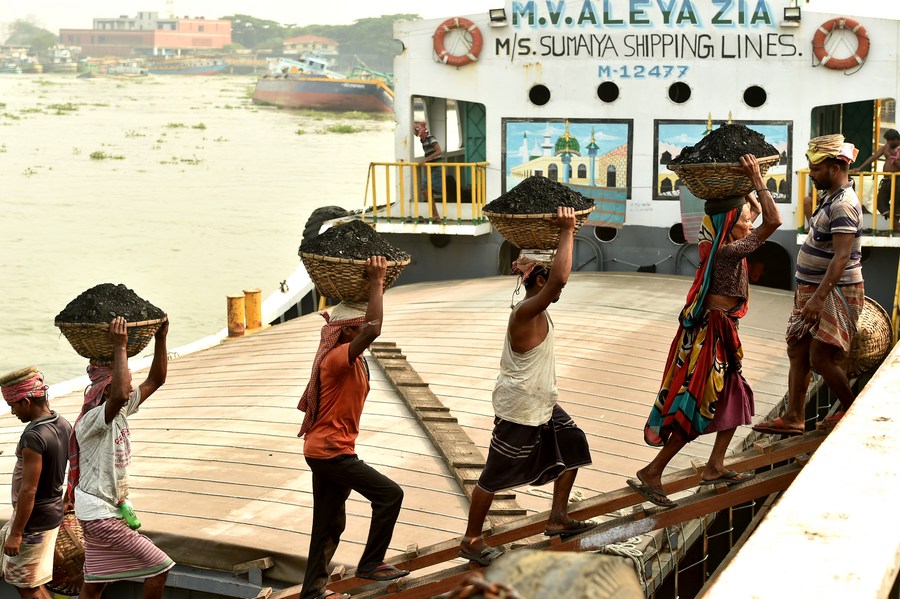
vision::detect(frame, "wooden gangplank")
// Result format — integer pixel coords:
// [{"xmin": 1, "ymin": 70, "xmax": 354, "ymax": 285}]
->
[{"xmin": 271, "ymin": 432, "xmax": 823, "ymax": 599}]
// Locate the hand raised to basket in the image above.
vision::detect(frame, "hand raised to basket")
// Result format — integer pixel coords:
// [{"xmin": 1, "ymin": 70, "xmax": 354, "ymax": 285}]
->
[
  {"xmin": 366, "ymin": 256, "xmax": 387, "ymax": 282},
  {"xmin": 547, "ymin": 206, "xmax": 576, "ymax": 231},
  {"xmin": 155, "ymin": 319, "xmax": 169, "ymax": 341},
  {"xmin": 108, "ymin": 316, "xmax": 128, "ymax": 349},
  {"xmin": 739, "ymin": 154, "xmax": 764, "ymax": 187}
]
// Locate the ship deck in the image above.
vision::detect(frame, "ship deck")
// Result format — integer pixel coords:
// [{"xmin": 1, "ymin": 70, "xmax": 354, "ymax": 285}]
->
[{"xmin": 0, "ymin": 272, "xmax": 795, "ymax": 585}]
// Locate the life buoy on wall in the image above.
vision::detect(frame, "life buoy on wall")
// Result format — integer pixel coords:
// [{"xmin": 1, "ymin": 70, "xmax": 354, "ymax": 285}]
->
[
  {"xmin": 812, "ymin": 17, "xmax": 870, "ymax": 70},
  {"xmin": 433, "ymin": 17, "xmax": 483, "ymax": 67}
]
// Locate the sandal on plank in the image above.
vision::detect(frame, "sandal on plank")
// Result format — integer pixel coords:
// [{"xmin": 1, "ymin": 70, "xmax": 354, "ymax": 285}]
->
[
  {"xmin": 544, "ymin": 519, "xmax": 597, "ymax": 538},
  {"xmin": 355, "ymin": 563, "xmax": 409, "ymax": 581},
  {"xmin": 458, "ymin": 543, "xmax": 504, "ymax": 566},
  {"xmin": 627, "ymin": 477, "xmax": 676, "ymax": 508},
  {"xmin": 752, "ymin": 417, "xmax": 804, "ymax": 437},
  {"xmin": 816, "ymin": 411, "xmax": 845, "ymax": 431},
  {"xmin": 699, "ymin": 470, "xmax": 756, "ymax": 486}
]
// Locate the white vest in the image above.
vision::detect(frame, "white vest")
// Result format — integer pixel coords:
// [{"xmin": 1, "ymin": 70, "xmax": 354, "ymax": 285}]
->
[{"xmin": 492, "ymin": 312, "xmax": 558, "ymax": 426}]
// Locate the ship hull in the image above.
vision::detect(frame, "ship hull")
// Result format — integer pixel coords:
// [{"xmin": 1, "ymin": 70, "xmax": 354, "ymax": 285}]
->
[{"xmin": 252, "ymin": 76, "xmax": 394, "ymax": 113}]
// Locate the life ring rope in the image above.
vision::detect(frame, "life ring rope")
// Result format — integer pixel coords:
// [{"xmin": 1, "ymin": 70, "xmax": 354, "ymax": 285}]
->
[
  {"xmin": 812, "ymin": 17, "xmax": 870, "ymax": 70},
  {"xmin": 433, "ymin": 17, "xmax": 484, "ymax": 68}
]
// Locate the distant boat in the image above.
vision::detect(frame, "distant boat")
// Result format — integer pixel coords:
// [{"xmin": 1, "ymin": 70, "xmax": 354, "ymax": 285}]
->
[
  {"xmin": 146, "ymin": 57, "xmax": 226, "ymax": 76},
  {"xmin": 252, "ymin": 56, "xmax": 394, "ymax": 113},
  {"xmin": 0, "ymin": 61, "xmax": 21, "ymax": 74},
  {"xmin": 77, "ymin": 59, "xmax": 148, "ymax": 80},
  {"xmin": 18, "ymin": 59, "xmax": 43, "ymax": 74}
]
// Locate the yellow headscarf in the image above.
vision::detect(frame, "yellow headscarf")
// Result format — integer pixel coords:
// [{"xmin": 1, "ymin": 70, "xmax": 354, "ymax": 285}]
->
[{"xmin": 806, "ymin": 134, "xmax": 859, "ymax": 164}]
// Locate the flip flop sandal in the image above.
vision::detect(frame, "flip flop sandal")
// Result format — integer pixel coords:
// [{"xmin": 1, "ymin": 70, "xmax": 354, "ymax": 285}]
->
[
  {"xmin": 316, "ymin": 592, "xmax": 350, "ymax": 599},
  {"xmin": 627, "ymin": 477, "xmax": 676, "ymax": 508},
  {"xmin": 355, "ymin": 563, "xmax": 409, "ymax": 581},
  {"xmin": 752, "ymin": 417, "xmax": 804, "ymax": 436},
  {"xmin": 816, "ymin": 411, "xmax": 845, "ymax": 431},
  {"xmin": 699, "ymin": 470, "xmax": 756, "ymax": 486},
  {"xmin": 544, "ymin": 519, "xmax": 598, "ymax": 538},
  {"xmin": 458, "ymin": 543, "xmax": 504, "ymax": 566}
]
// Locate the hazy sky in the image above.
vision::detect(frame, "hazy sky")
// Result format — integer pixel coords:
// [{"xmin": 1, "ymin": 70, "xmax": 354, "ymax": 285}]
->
[{"xmin": 4, "ymin": 0, "xmax": 898, "ymax": 33}]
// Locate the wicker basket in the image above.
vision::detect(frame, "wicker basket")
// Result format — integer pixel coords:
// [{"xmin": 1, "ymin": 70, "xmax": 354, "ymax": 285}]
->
[
  {"xmin": 667, "ymin": 154, "xmax": 781, "ymax": 200},
  {"xmin": 55, "ymin": 317, "xmax": 167, "ymax": 364},
  {"xmin": 483, "ymin": 207, "xmax": 595, "ymax": 250},
  {"xmin": 47, "ymin": 511, "xmax": 85, "ymax": 596},
  {"xmin": 843, "ymin": 297, "xmax": 894, "ymax": 378},
  {"xmin": 300, "ymin": 254, "xmax": 410, "ymax": 301}
]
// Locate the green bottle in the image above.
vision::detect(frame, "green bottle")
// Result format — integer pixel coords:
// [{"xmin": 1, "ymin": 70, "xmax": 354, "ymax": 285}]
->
[{"xmin": 117, "ymin": 499, "xmax": 141, "ymax": 530}]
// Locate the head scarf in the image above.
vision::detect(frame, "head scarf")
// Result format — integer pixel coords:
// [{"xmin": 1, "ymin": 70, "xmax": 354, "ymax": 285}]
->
[
  {"xmin": 297, "ymin": 302, "xmax": 367, "ymax": 437},
  {"xmin": 65, "ymin": 365, "xmax": 115, "ymax": 503},
  {"xmin": 509, "ymin": 256, "xmax": 551, "ymax": 308},
  {"xmin": 806, "ymin": 134, "xmax": 859, "ymax": 164},
  {"xmin": 1, "ymin": 368, "xmax": 48, "ymax": 404},
  {"xmin": 680, "ymin": 207, "xmax": 747, "ymax": 328}
]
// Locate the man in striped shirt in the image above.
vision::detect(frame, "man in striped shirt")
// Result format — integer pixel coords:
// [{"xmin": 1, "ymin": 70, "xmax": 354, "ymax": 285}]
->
[{"xmin": 753, "ymin": 135, "xmax": 864, "ymax": 436}]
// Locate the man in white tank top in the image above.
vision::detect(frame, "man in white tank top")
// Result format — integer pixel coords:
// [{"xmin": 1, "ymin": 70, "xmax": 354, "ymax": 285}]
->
[{"xmin": 458, "ymin": 207, "xmax": 595, "ymax": 566}]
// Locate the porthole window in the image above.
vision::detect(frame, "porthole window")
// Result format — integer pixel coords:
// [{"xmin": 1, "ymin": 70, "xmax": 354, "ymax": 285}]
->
[
  {"xmin": 593, "ymin": 226, "xmax": 617, "ymax": 243},
  {"xmin": 597, "ymin": 81, "xmax": 619, "ymax": 103},
  {"xmin": 529, "ymin": 84, "xmax": 551, "ymax": 106},
  {"xmin": 743, "ymin": 85, "xmax": 767, "ymax": 108},
  {"xmin": 668, "ymin": 82, "xmax": 691, "ymax": 104},
  {"xmin": 669, "ymin": 223, "xmax": 687, "ymax": 245}
]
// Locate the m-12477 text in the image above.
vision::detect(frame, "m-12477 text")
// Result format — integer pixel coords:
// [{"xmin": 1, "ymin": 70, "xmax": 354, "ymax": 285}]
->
[{"xmin": 598, "ymin": 65, "xmax": 689, "ymax": 79}]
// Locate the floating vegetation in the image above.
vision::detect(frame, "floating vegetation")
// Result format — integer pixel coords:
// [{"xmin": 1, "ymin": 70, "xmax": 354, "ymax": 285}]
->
[
  {"xmin": 0, "ymin": 102, "xmax": 5, "ymax": 109},
  {"xmin": 24, "ymin": 167, "xmax": 37, "ymax": 176},
  {"xmin": 213, "ymin": 136, "xmax": 228, "ymax": 142},
  {"xmin": 90, "ymin": 102, "xmax": 110, "ymax": 107},
  {"xmin": 32, "ymin": 79, "xmax": 56, "ymax": 87},
  {"xmin": 2, "ymin": 112, "xmax": 22, "ymax": 120},
  {"xmin": 192, "ymin": 122, "xmax": 207, "ymax": 130},
  {"xmin": 90, "ymin": 151, "xmax": 125, "ymax": 160},
  {"xmin": 323, "ymin": 124, "xmax": 362, "ymax": 134},
  {"xmin": 294, "ymin": 109, "xmax": 391, "ymax": 121},
  {"xmin": 124, "ymin": 130, "xmax": 146, "ymax": 138},
  {"xmin": 0, "ymin": 144, "xmax": 7, "ymax": 153},
  {"xmin": 295, "ymin": 129, "xmax": 306, "ymax": 136},
  {"xmin": 72, "ymin": 147, "xmax": 81, "ymax": 155},
  {"xmin": 47, "ymin": 103, "xmax": 79, "ymax": 113},
  {"xmin": 159, "ymin": 155, "xmax": 202, "ymax": 165},
  {"xmin": 165, "ymin": 122, "xmax": 186, "ymax": 128},
  {"xmin": 20, "ymin": 107, "xmax": 44, "ymax": 114}
]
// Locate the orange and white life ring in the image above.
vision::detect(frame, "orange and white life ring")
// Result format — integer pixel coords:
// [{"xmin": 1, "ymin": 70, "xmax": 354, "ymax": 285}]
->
[
  {"xmin": 433, "ymin": 17, "xmax": 483, "ymax": 67},
  {"xmin": 812, "ymin": 17, "xmax": 870, "ymax": 70}
]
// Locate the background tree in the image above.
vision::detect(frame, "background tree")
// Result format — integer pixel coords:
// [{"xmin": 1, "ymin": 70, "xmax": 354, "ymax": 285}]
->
[{"xmin": 4, "ymin": 20, "xmax": 58, "ymax": 56}]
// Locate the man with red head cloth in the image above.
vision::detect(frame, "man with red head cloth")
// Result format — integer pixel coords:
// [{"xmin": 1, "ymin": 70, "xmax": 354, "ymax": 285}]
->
[
  {"xmin": 67, "ymin": 317, "xmax": 172, "ymax": 599},
  {"xmin": 0, "ymin": 367, "xmax": 71, "ymax": 599}
]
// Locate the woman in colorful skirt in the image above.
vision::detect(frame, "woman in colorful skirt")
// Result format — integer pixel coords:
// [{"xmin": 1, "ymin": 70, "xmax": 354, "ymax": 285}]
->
[{"xmin": 627, "ymin": 154, "xmax": 782, "ymax": 507}]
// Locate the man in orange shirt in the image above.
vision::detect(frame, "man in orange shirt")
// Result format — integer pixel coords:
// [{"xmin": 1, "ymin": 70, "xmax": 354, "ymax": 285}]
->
[{"xmin": 297, "ymin": 257, "xmax": 408, "ymax": 599}]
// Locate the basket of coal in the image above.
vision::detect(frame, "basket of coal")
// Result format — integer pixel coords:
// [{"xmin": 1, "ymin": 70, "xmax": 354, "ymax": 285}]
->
[
  {"xmin": 483, "ymin": 176, "xmax": 595, "ymax": 250},
  {"xmin": 299, "ymin": 219, "xmax": 411, "ymax": 301},
  {"xmin": 667, "ymin": 123, "xmax": 781, "ymax": 200},
  {"xmin": 47, "ymin": 511, "xmax": 85, "ymax": 596},
  {"xmin": 55, "ymin": 283, "xmax": 167, "ymax": 364},
  {"xmin": 842, "ymin": 297, "xmax": 895, "ymax": 378}
]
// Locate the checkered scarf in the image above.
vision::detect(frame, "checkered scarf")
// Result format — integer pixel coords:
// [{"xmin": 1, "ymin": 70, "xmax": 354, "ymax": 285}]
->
[{"xmin": 297, "ymin": 303, "xmax": 366, "ymax": 437}]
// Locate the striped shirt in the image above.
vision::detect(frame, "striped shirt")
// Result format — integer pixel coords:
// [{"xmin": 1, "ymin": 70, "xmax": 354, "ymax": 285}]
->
[{"xmin": 796, "ymin": 185, "xmax": 863, "ymax": 285}]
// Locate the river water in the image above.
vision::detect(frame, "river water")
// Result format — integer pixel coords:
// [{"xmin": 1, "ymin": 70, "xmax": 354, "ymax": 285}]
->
[{"xmin": 0, "ymin": 74, "xmax": 393, "ymax": 384}]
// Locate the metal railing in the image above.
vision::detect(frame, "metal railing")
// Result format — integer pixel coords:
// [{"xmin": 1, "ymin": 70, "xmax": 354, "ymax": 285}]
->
[
  {"xmin": 363, "ymin": 161, "xmax": 489, "ymax": 222},
  {"xmin": 797, "ymin": 170, "xmax": 899, "ymax": 233}
]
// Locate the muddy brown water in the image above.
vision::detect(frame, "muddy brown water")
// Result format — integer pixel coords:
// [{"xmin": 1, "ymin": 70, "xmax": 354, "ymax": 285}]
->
[{"xmin": 0, "ymin": 74, "xmax": 393, "ymax": 382}]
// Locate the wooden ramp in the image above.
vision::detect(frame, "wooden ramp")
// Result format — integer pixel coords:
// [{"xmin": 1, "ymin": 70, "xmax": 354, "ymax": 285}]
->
[{"xmin": 270, "ymin": 432, "xmax": 824, "ymax": 598}]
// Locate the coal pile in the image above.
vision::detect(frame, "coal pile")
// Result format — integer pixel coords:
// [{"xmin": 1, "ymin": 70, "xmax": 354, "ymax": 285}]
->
[
  {"xmin": 669, "ymin": 123, "xmax": 778, "ymax": 165},
  {"xmin": 56, "ymin": 283, "xmax": 166, "ymax": 323},
  {"xmin": 484, "ymin": 176, "xmax": 594, "ymax": 214},
  {"xmin": 299, "ymin": 219, "xmax": 410, "ymax": 262}
]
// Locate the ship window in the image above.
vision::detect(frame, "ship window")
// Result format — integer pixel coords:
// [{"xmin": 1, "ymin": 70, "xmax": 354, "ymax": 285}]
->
[
  {"xmin": 529, "ymin": 85, "xmax": 551, "ymax": 106},
  {"xmin": 744, "ymin": 85, "xmax": 767, "ymax": 108},
  {"xmin": 668, "ymin": 82, "xmax": 691, "ymax": 104},
  {"xmin": 669, "ymin": 223, "xmax": 687, "ymax": 245},
  {"xmin": 597, "ymin": 82, "xmax": 619, "ymax": 103},
  {"xmin": 593, "ymin": 226, "xmax": 617, "ymax": 242}
]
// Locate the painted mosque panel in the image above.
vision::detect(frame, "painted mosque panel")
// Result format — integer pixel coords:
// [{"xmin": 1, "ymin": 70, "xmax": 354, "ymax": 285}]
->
[{"xmin": 654, "ymin": 120, "xmax": 793, "ymax": 203}]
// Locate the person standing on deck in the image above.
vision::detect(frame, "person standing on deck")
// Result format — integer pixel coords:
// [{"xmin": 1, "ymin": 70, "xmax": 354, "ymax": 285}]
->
[
  {"xmin": 297, "ymin": 257, "xmax": 408, "ymax": 599},
  {"xmin": 627, "ymin": 155, "xmax": 782, "ymax": 508},
  {"xmin": 68, "ymin": 317, "xmax": 173, "ymax": 599},
  {"xmin": 458, "ymin": 207, "xmax": 595, "ymax": 566},
  {"xmin": 851, "ymin": 128, "xmax": 900, "ymax": 230},
  {"xmin": 414, "ymin": 120, "xmax": 443, "ymax": 221},
  {"xmin": 754, "ymin": 135, "xmax": 864, "ymax": 436},
  {"xmin": 0, "ymin": 367, "xmax": 72, "ymax": 599}
]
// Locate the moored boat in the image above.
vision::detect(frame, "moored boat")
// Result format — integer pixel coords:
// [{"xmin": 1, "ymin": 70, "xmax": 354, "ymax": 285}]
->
[
  {"xmin": 146, "ymin": 56, "xmax": 227, "ymax": 75},
  {"xmin": 252, "ymin": 56, "xmax": 394, "ymax": 113}
]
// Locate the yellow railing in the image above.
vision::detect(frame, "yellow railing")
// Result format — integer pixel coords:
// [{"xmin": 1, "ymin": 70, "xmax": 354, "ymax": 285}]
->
[
  {"xmin": 798, "ymin": 170, "xmax": 899, "ymax": 233},
  {"xmin": 364, "ymin": 161, "xmax": 489, "ymax": 223}
]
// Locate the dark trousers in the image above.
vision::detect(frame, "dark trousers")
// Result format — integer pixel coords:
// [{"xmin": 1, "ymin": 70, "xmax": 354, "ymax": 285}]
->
[{"xmin": 300, "ymin": 454, "xmax": 404, "ymax": 599}]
